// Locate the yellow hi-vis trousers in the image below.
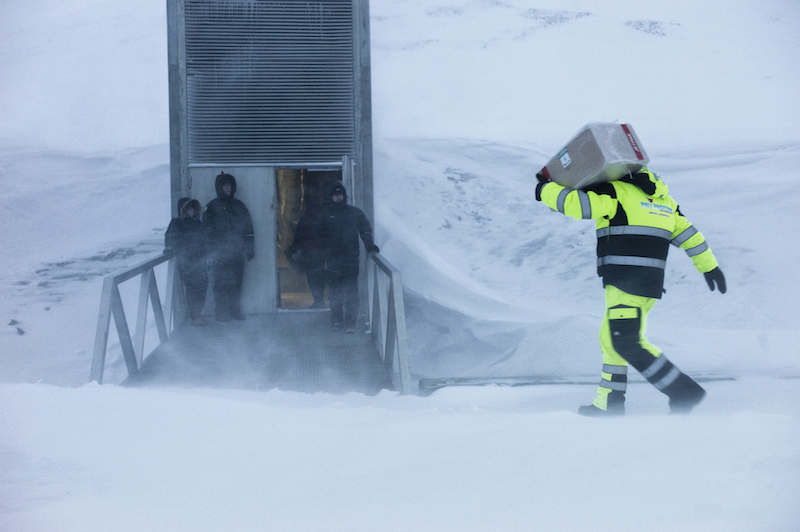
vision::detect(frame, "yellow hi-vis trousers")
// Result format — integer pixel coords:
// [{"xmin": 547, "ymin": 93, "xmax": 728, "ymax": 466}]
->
[{"xmin": 593, "ymin": 285, "xmax": 663, "ymax": 410}]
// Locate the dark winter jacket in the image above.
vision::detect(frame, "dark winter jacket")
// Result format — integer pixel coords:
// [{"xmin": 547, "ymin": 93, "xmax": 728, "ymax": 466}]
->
[
  {"xmin": 286, "ymin": 199, "xmax": 325, "ymax": 273},
  {"xmin": 314, "ymin": 182, "xmax": 377, "ymax": 275},
  {"xmin": 203, "ymin": 173, "xmax": 255, "ymax": 262},
  {"xmin": 164, "ymin": 198, "xmax": 209, "ymax": 274}
]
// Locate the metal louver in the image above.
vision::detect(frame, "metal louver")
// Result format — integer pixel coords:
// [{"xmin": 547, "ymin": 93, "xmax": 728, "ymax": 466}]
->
[{"xmin": 185, "ymin": 0, "xmax": 355, "ymax": 164}]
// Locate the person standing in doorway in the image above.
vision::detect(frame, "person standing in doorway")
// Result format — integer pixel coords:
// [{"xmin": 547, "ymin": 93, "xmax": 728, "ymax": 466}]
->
[
  {"xmin": 164, "ymin": 197, "xmax": 210, "ymax": 326},
  {"xmin": 286, "ymin": 184, "xmax": 327, "ymax": 309},
  {"xmin": 315, "ymin": 182, "xmax": 379, "ymax": 333},
  {"xmin": 203, "ymin": 172, "xmax": 254, "ymax": 321}
]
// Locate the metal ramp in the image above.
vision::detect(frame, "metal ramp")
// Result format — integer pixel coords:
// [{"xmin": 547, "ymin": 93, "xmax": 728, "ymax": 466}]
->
[{"xmin": 123, "ymin": 311, "xmax": 392, "ymax": 394}]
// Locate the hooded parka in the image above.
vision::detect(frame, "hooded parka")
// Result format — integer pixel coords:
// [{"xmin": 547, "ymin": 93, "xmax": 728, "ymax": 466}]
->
[
  {"xmin": 164, "ymin": 197, "xmax": 209, "ymax": 322},
  {"xmin": 203, "ymin": 173, "xmax": 254, "ymax": 321},
  {"xmin": 165, "ymin": 198, "xmax": 208, "ymax": 273},
  {"xmin": 314, "ymin": 181, "xmax": 377, "ymax": 277},
  {"xmin": 203, "ymin": 173, "xmax": 255, "ymax": 262},
  {"xmin": 314, "ymin": 182, "xmax": 378, "ymax": 331}
]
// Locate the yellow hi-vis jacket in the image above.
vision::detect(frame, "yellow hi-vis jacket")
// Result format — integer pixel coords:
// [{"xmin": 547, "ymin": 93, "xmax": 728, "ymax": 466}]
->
[{"xmin": 538, "ymin": 168, "xmax": 719, "ymax": 298}]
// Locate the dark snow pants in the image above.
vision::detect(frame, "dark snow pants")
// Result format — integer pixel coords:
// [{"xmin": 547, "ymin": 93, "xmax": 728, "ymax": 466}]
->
[
  {"xmin": 212, "ymin": 257, "xmax": 245, "ymax": 320},
  {"xmin": 327, "ymin": 268, "xmax": 359, "ymax": 329},
  {"xmin": 179, "ymin": 266, "xmax": 208, "ymax": 321}
]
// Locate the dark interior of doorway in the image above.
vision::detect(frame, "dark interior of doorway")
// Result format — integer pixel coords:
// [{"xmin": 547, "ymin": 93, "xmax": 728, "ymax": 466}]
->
[{"xmin": 276, "ymin": 167, "xmax": 342, "ymax": 310}]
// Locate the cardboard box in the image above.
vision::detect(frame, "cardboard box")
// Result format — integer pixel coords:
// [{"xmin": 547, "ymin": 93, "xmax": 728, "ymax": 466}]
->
[{"xmin": 540, "ymin": 122, "xmax": 649, "ymax": 189}]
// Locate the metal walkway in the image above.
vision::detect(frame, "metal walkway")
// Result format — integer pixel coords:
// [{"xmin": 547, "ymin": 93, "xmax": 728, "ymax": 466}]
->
[{"xmin": 123, "ymin": 311, "xmax": 393, "ymax": 395}]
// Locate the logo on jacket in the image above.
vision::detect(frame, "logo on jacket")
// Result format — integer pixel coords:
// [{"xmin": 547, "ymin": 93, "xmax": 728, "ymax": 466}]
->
[{"xmin": 640, "ymin": 199, "xmax": 673, "ymax": 217}]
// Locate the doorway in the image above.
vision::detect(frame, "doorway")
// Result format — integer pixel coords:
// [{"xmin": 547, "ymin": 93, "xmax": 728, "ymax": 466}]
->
[{"xmin": 276, "ymin": 167, "xmax": 342, "ymax": 310}]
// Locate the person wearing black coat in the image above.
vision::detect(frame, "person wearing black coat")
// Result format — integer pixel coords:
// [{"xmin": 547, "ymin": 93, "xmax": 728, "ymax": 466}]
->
[
  {"xmin": 165, "ymin": 197, "xmax": 209, "ymax": 326},
  {"xmin": 203, "ymin": 172, "xmax": 254, "ymax": 321},
  {"xmin": 314, "ymin": 182, "xmax": 379, "ymax": 332},
  {"xmin": 285, "ymin": 185, "xmax": 327, "ymax": 308}
]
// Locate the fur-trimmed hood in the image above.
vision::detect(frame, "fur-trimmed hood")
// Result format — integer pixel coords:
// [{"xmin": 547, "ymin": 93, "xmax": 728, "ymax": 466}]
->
[{"xmin": 177, "ymin": 197, "xmax": 202, "ymax": 220}]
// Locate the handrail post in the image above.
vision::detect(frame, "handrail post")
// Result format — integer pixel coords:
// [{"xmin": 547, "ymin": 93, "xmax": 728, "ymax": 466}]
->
[
  {"xmin": 133, "ymin": 269, "xmax": 152, "ymax": 365},
  {"xmin": 164, "ymin": 259, "xmax": 177, "ymax": 332},
  {"xmin": 370, "ymin": 262, "xmax": 383, "ymax": 350},
  {"xmin": 390, "ymin": 271, "xmax": 412, "ymax": 393},
  {"xmin": 149, "ymin": 271, "xmax": 169, "ymax": 343},
  {"xmin": 90, "ymin": 277, "xmax": 116, "ymax": 383},
  {"xmin": 111, "ymin": 284, "xmax": 139, "ymax": 376}
]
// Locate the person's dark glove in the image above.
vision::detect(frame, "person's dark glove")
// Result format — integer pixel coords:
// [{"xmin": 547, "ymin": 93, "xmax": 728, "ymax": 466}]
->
[
  {"xmin": 704, "ymin": 267, "xmax": 727, "ymax": 293},
  {"xmin": 366, "ymin": 244, "xmax": 379, "ymax": 254},
  {"xmin": 535, "ymin": 173, "xmax": 550, "ymax": 202}
]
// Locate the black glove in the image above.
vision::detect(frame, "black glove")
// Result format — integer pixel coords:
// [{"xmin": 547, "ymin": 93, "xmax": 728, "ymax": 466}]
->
[
  {"xmin": 535, "ymin": 173, "xmax": 550, "ymax": 202},
  {"xmin": 366, "ymin": 244, "xmax": 379, "ymax": 254},
  {"xmin": 704, "ymin": 267, "xmax": 727, "ymax": 293}
]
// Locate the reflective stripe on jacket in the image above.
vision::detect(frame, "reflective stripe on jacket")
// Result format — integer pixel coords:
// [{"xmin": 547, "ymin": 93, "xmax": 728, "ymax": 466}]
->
[{"xmin": 539, "ymin": 168, "xmax": 719, "ymax": 298}]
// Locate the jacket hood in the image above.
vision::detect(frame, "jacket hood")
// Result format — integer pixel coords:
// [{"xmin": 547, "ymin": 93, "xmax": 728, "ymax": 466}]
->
[
  {"xmin": 326, "ymin": 181, "xmax": 348, "ymax": 205},
  {"xmin": 176, "ymin": 197, "xmax": 191, "ymax": 215},
  {"xmin": 215, "ymin": 172, "xmax": 237, "ymax": 198},
  {"xmin": 179, "ymin": 198, "xmax": 202, "ymax": 220},
  {"xmin": 622, "ymin": 167, "xmax": 667, "ymax": 198}
]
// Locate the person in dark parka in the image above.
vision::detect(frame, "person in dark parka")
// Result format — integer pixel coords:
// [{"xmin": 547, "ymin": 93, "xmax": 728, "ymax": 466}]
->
[
  {"xmin": 286, "ymin": 184, "xmax": 327, "ymax": 308},
  {"xmin": 165, "ymin": 197, "xmax": 209, "ymax": 326},
  {"xmin": 203, "ymin": 172, "xmax": 254, "ymax": 321},
  {"xmin": 314, "ymin": 182, "xmax": 379, "ymax": 332}
]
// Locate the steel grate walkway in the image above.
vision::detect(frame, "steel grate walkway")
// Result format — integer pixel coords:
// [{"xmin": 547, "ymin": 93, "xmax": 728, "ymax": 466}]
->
[{"xmin": 123, "ymin": 311, "xmax": 392, "ymax": 395}]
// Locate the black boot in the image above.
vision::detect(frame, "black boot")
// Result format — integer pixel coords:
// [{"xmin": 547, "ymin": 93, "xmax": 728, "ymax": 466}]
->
[
  {"xmin": 664, "ymin": 373, "xmax": 706, "ymax": 414},
  {"xmin": 578, "ymin": 391, "xmax": 625, "ymax": 417}
]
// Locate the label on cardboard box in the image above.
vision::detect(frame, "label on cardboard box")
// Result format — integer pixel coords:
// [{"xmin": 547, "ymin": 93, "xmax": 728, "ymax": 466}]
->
[{"xmin": 558, "ymin": 148, "xmax": 571, "ymax": 168}]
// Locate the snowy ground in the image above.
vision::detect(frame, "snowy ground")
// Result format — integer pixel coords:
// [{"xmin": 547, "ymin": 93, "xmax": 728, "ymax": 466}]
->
[
  {"xmin": 4, "ymin": 379, "xmax": 799, "ymax": 531},
  {"xmin": 2, "ymin": 1, "xmax": 800, "ymax": 530}
]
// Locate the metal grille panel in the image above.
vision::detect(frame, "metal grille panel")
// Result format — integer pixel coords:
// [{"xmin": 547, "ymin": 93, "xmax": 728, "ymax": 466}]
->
[{"xmin": 185, "ymin": 0, "xmax": 355, "ymax": 164}]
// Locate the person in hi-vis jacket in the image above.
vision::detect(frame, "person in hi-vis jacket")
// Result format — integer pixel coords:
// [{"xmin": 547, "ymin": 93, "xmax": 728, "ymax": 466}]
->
[{"xmin": 535, "ymin": 167, "xmax": 726, "ymax": 416}]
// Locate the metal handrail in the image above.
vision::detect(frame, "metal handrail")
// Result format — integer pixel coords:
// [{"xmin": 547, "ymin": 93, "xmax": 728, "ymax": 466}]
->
[
  {"xmin": 90, "ymin": 249, "xmax": 412, "ymax": 392},
  {"xmin": 367, "ymin": 252, "xmax": 413, "ymax": 394},
  {"xmin": 90, "ymin": 253, "xmax": 176, "ymax": 384}
]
